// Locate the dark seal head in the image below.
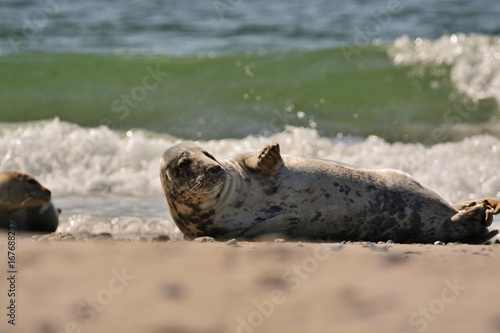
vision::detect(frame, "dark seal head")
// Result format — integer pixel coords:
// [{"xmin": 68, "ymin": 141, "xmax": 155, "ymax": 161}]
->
[
  {"xmin": 160, "ymin": 143, "xmax": 227, "ymax": 239},
  {"xmin": 0, "ymin": 171, "xmax": 51, "ymax": 212},
  {"xmin": 0, "ymin": 171, "xmax": 59, "ymax": 233}
]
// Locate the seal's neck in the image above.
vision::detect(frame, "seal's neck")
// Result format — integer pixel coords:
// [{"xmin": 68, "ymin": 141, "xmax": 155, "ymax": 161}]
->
[
  {"xmin": 211, "ymin": 159, "xmax": 245, "ymax": 211},
  {"xmin": 0, "ymin": 184, "xmax": 15, "ymax": 216},
  {"xmin": 0, "ymin": 204, "xmax": 17, "ymax": 220}
]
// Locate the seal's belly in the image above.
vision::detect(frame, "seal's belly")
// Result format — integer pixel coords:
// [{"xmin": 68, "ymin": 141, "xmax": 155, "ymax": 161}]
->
[{"xmin": 215, "ymin": 159, "xmax": 456, "ymax": 242}]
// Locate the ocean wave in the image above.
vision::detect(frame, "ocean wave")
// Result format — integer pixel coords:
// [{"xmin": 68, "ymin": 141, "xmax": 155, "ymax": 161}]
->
[
  {"xmin": 388, "ymin": 33, "xmax": 500, "ymax": 105},
  {"xmin": 1, "ymin": 119, "xmax": 499, "ymax": 205}
]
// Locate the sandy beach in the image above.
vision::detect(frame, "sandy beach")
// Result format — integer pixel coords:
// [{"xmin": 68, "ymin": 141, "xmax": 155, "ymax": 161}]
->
[
  {"xmin": 2, "ymin": 1, "xmax": 500, "ymax": 332},
  {"xmin": 1, "ymin": 233, "xmax": 500, "ymax": 333}
]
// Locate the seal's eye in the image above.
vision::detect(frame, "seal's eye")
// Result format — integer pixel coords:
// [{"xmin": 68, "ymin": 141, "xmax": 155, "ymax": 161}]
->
[
  {"xmin": 27, "ymin": 179, "xmax": 38, "ymax": 185},
  {"xmin": 204, "ymin": 152, "xmax": 216, "ymax": 161},
  {"xmin": 178, "ymin": 159, "xmax": 191, "ymax": 169}
]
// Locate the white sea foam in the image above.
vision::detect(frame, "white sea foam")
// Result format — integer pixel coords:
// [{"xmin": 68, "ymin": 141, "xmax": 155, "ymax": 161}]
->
[
  {"xmin": 388, "ymin": 34, "xmax": 500, "ymax": 105},
  {"xmin": 1, "ymin": 119, "xmax": 499, "ymax": 235},
  {"xmin": 1, "ymin": 118, "xmax": 499, "ymax": 201}
]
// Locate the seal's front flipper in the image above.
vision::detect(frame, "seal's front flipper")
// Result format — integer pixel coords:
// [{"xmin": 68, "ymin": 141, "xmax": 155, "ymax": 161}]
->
[
  {"xmin": 239, "ymin": 143, "xmax": 282, "ymax": 173},
  {"xmin": 257, "ymin": 143, "xmax": 282, "ymax": 172},
  {"xmin": 236, "ymin": 214, "xmax": 295, "ymax": 240}
]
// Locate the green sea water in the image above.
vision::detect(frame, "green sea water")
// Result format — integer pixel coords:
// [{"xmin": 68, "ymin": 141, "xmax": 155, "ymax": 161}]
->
[{"xmin": 1, "ymin": 46, "xmax": 498, "ymax": 142}]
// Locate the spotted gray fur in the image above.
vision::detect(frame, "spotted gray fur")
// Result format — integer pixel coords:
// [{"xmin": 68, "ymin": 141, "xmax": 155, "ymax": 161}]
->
[{"xmin": 160, "ymin": 143, "xmax": 499, "ymax": 243}]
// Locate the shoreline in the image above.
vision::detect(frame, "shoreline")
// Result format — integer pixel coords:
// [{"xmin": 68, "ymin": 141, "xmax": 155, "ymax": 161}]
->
[{"xmin": 1, "ymin": 233, "xmax": 500, "ymax": 332}]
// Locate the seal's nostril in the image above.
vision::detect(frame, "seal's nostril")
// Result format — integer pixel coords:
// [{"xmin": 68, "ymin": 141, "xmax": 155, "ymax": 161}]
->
[{"xmin": 207, "ymin": 165, "xmax": 223, "ymax": 174}]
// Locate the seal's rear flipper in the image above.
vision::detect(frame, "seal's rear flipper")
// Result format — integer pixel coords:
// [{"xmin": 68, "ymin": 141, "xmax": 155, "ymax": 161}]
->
[
  {"xmin": 483, "ymin": 198, "xmax": 500, "ymax": 225},
  {"xmin": 462, "ymin": 229, "xmax": 499, "ymax": 244},
  {"xmin": 452, "ymin": 198, "xmax": 500, "ymax": 227}
]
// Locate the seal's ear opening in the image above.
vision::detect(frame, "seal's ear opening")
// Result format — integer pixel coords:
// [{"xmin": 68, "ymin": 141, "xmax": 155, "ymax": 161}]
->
[
  {"xmin": 159, "ymin": 155, "xmax": 171, "ymax": 182},
  {"xmin": 161, "ymin": 169, "xmax": 170, "ymax": 182}
]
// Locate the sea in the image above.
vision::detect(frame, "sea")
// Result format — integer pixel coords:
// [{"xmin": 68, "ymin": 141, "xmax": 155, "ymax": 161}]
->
[{"xmin": 0, "ymin": 0, "xmax": 499, "ymax": 239}]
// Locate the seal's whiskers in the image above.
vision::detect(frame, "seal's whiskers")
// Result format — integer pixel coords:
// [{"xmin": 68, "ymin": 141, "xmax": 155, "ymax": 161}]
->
[{"xmin": 185, "ymin": 178, "xmax": 206, "ymax": 199}]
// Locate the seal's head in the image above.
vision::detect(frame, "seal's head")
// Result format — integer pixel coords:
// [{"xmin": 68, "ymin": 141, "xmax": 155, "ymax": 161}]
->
[
  {"xmin": 160, "ymin": 143, "xmax": 226, "ymax": 201},
  {"xmin": 0, "ymin": 171, "xmax": 51, "ymax": 212},
  {"xmin": 160, "ymin": 143, "xmax": 227, "ymax": 238}
]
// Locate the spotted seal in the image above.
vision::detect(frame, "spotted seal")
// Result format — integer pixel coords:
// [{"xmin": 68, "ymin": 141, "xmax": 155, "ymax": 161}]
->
[
  {"xmin": 0, "ymin": 171, "xmax": 59, "ymax": 233},
  {"xmin": 159, "ymin": 143, "xmax": 499, "ymax": 243}
]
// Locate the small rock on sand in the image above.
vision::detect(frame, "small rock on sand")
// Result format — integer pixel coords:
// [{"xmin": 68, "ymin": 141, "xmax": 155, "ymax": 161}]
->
[
  {"xmin": 226, "ymin": 238, "xmax": 239, "ymax": 246},
  {"xmin": 193, "ymin": 236, "xmax": 216, "ymax": 242}
]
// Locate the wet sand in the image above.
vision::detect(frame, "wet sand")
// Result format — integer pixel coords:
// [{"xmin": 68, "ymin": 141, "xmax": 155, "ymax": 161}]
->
[{"xmin": 1, "ymin": 233, "xmax": 500, "ymax": 333}]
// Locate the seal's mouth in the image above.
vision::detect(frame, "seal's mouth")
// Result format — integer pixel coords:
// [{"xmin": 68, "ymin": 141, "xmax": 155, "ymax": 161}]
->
[
  {"xmin": 184, "ymin": 167, "xmax": 226, "ymax": 198},
  {"xmin": 22, "ymin": 189, "xmax": 51, "ymax": 207}
]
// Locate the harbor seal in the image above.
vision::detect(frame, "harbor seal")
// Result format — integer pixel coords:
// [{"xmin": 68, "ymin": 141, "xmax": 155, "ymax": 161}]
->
[
  {"xmin": 159, "ymin": 143, "xmax": 499, "ymax": 244},
  {"xmin": 0, "ymin": 171, "xmax": 59, "ymax": 233}
]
